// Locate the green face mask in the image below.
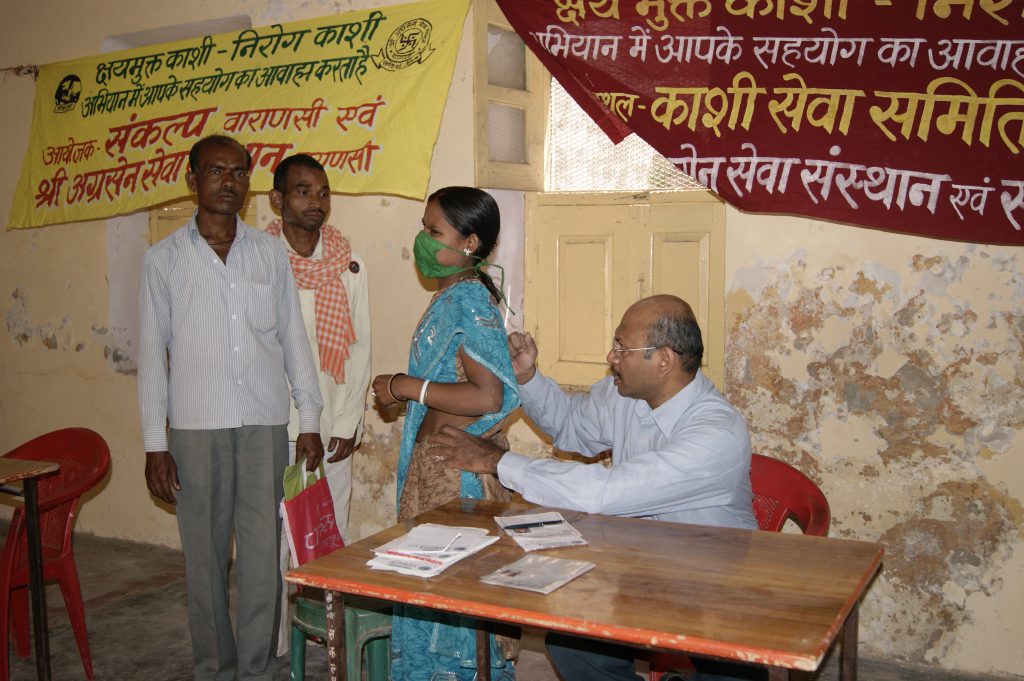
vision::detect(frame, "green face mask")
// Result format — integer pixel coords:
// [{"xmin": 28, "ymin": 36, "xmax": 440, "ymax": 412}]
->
[
  {"xmin": 412, "ymin": 230, "xmax": 512, "ymax": 311},
  {"xmin": 413, "ymin": 230, "xmax": 472, "ymax": 279}
]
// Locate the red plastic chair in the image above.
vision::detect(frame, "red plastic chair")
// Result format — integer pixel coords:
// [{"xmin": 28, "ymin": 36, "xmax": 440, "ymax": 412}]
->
[
  {"xmin": 749, "ymin": 453, "xmax": 831, "ymax": 535},
  {"xmin": 0, "ymin": 428, "xmax": 110, "ymax": 681},
  {"xmin": 648, "ymin": 453, "xmax": 831, "ymax": 680}
]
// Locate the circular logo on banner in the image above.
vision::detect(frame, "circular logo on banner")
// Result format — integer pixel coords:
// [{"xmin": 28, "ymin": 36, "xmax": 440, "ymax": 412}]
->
[
  {"xmin": 373, "ymin": 18, "xmax": 435, "ymax": 71},
  {"xmin": 54, "ymin": 74, "xmax": 82, "ymax": 114}
]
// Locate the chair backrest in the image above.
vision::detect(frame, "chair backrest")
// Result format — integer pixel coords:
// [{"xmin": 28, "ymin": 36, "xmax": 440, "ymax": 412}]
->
[
  {"xmin": 3, "ymin": 428, "xmax": 111, "ymax": 556},
  {"xmin": 750, "ymin": 453, "xmax": 830, "ymax": 536}
]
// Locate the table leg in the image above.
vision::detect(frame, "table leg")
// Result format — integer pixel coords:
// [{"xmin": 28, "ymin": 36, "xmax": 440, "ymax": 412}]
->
[
  {"xmin": 476, "ymin": 625, "xmax": 491, "ymax": 681},
  {"xmin": 325, "ymin": 590, "xmax": 347, "ymax": 681},
  {"xmin": 840, "ymin": 606, "xmax": 859, "ymax": 681},
  {"xmin": 24, "ymin": 478, "xmax": 51, "ymax": 681}
]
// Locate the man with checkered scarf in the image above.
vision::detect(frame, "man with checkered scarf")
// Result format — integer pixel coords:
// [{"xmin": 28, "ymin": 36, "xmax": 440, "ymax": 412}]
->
[{"xmin": 266, "ymin": 153, "xmax": 371, "ymax": 655}]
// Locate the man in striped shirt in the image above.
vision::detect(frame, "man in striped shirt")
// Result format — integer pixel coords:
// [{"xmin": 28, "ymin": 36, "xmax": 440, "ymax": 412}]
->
[{"xmin": 137, "ymin": 135, "xmax": 324, "ymax": 681}]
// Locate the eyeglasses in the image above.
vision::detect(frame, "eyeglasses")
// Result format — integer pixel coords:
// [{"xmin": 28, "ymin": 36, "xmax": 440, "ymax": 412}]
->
[{"xmin": 610, "ymin": 340, "xmax": 658, "ymax": 356}]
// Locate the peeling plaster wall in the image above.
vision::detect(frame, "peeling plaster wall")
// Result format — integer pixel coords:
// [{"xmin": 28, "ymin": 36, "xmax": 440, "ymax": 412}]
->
[
  {"xmin": 725, "ymin": 208, "xmax": 1023, "ymax": 675},
  {"xmin": 0, "ymin": 0, "xmax": 476, "ymax": 546}
]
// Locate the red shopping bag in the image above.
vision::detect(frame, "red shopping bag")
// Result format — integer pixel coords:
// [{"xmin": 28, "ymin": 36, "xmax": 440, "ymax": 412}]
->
[{"xmin": 281, "ymin": 462, "xmax": 345, "ymax": 567}]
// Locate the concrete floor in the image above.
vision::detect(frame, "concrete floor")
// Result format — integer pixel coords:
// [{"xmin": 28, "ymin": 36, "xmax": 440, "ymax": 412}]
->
[{"xmin": 5, "ymin": 530, "xmax": 1012, "ymax": 681}]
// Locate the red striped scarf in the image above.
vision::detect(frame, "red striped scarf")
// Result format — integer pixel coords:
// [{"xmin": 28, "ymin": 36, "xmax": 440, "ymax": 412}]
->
[{"xmin": 266, "ymin": 219, "xmax": 356, "ymax": 383}]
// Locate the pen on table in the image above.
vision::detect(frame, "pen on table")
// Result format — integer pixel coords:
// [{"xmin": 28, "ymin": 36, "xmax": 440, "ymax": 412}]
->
[
  {"xmin": 440, "ymin": 532, "xmax": 462, "ymax": 551},
  {"xmin": 502, "ymin": 520, "xmax": 566, "ymax": 530},
  {"xmin": 408, "ymin": 532, "xmax": 463, "ymax": 554}
]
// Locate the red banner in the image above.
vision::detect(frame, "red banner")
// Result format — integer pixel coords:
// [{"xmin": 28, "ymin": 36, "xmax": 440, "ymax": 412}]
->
[{"xmin": 496, "ymin": 0, "xmax": 1024, "ymax": 245}]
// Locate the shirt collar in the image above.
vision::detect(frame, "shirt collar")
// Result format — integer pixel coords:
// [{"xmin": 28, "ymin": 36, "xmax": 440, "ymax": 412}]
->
[
  {"xmin": 187, "ymin": 211, "xmax": 247, "ymax": 244},
  {"xmin": 636, "ymin": 370, "xmax": 712, "ymax": 437}
]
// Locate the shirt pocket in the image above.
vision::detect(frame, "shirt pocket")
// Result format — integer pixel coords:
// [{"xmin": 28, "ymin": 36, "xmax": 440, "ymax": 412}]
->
[{"xmin": 245, "ymin": 282, "xmax": 277, "ymax": 334}]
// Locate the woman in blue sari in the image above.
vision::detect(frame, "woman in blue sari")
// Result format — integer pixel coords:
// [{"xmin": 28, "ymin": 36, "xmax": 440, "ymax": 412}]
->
[{"xmin": 372, "ymin": 186, "xmax": 520, "ymax": 681}]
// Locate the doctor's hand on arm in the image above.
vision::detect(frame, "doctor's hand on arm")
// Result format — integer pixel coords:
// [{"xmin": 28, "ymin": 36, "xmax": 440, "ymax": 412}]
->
[
  {"xmin": 507, "ymin": 331, "xmax": 538, "ymax": 385},
  {"xmin": 296, "ymin": 432, "xmax": 325, "ymax": 470},
  {"xmin": 427, "ymin": 425, "xmax": 508, "ymax": 475},
  {"xmin": 145, "ymin": 451, "xmax": 180, "ymax": 505}
]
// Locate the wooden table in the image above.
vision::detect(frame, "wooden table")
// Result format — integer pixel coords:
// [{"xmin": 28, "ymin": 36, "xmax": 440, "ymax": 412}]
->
[
  {"xmin": 288, "ymin": 498, "xmax": 884, "ymax": 681},
  {"xmin": 0, "ymin": 458, "xmax": 59, "ymax": 681}
]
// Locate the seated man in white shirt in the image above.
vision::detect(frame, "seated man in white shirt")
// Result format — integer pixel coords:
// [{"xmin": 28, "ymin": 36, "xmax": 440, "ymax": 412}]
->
[{"xmin": 428, "ymin": 294, "xmax": 760, "ymax": 681}]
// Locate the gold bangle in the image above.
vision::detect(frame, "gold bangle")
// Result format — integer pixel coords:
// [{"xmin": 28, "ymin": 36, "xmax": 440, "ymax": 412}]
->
[{"xmin": 387, "ymin": 373, "xmax": 407, "ymax": 402}]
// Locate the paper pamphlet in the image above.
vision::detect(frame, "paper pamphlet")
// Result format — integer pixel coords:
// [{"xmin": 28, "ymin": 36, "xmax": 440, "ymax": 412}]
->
[
  {"xmin": 494, "ymin": 511, "xmax": 588, "ymax": 551},
  {"xmin": 367, "ymin": 523, "xmax": 498, "ymax": 577},
  {"xmin": 480, "ymin": 553, "xmax": 595, "ymax": 594}
]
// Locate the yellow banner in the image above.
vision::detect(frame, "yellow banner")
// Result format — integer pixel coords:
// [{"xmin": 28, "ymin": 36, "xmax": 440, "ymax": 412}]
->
[{"xmin": 9, "ymin": 0, "xmax": 471, "ymax": 229}]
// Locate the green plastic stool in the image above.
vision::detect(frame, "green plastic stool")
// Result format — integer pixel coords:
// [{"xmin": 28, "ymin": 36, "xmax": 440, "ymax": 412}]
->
[{"xmin": 290, "ymin": 591, "xmax": 392, "ymax": 681}]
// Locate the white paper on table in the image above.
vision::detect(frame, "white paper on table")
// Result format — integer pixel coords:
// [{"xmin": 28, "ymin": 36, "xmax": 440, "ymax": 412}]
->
[
  {"xmin": 480, "ymin": 553, "xmax": 595, "ymax": 594},
  {"xmin": 494, "ymin": 512, "xmax": 588, "ymax": 551},
  {"xmin": 368, "ymin": 523, "xmax": 498, "ymax": 577}
]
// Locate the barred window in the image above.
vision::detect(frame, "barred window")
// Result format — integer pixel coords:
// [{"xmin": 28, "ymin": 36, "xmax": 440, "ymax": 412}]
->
[{"xmin": 546, "ymin": 79, "xmax": 703, "ymax": 192}]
